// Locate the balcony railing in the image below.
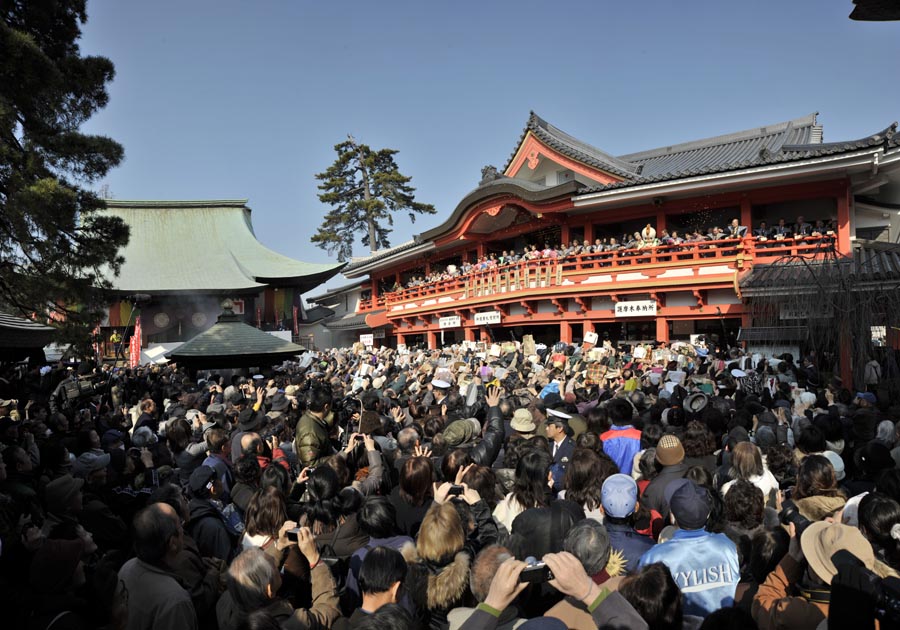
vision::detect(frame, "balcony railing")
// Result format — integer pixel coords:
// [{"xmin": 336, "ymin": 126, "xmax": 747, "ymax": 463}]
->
[{"xmin": 355, "ymin": 236, "xmax": 836, "ymax": 312}]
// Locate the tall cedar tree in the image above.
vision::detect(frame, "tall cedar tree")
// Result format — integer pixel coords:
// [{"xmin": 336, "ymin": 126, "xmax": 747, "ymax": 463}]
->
[
  {"xmin": 0, "ymin": 1, "xmax": 128, "ymax": 350},
  {"xmin": 313, "ymin": 136, "xmax": 435, "ymax": 261}
]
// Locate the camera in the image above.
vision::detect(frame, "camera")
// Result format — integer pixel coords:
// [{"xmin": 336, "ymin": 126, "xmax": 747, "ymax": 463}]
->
[
  {"xmin": 447, "ymin": 485, "xmax": 464, "ymax": 497},
  {"xmin": 286, "ymin": 528, "xmax": 300, "ymax": 542},
  {"xmin": 779, "ymin": 499, "xmax": 811, "ymax": 538},
  {"xmin": 830, "ymin": 549, "xmax": 900, "ymax": 627},
  {"xmin": 520, "ymin": 560, "xmax": 554, "ymax": 583}
]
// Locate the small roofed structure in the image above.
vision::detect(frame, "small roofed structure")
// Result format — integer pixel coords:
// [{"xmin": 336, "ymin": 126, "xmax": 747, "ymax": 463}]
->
[
  {"xmin": 167, "ymin": 300, "xmax": 307, "ymax": 368},
  {"xmin": 0, "ymin": 312, "xmax": 56, "ymax": 362}
]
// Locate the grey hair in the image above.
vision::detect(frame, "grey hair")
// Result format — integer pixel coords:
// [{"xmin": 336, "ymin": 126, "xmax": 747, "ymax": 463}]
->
[
  {"xmin": 877, "ymin": 420, "xmax": 896, "ymax": 447},
  {"xmin": 563, "ymin": 519, "xmax": 611, "ymax": 576},
  {"xmin": 226, "ymin": 547, "xmax": 278, "ymax": 611},
  {"xmin": 397, "ymin": 427, "xmax": 419, "ymax": 454}
]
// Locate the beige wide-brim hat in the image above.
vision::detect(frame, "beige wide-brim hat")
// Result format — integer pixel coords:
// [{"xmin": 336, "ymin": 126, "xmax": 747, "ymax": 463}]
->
[
  {"xmin": 511, "ymin": 408, "xmax": 536, "ymax": 433},
  {"xmin": 801, "ymin": 521, "xmax": 875, "ymax": 585}
]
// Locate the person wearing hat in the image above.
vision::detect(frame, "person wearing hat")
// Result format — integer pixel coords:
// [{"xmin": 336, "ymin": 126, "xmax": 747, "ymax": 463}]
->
[
  {"xmin": 639, "ymin": 478, "xmax": 739, "ymax": 617},
  {"xmin": 186, "ymin": 465, "xmax": 237, "ymax": 562},
  {"xmin": 640, "ymin": 434, "xmax": 688, "ymax": 521},
  {"xmin": 752, "ymin": 521, "xmax": 876, "ymax": 629},
  {"xmin": 546, "ymin": 409, "xmax": 574, "ymax": 469},
  {"xmin": 601, "ymin": 474, "xmax": 656, "ymax": 573},
  {"xmin": 510, "ymin": 408, "xmax": 536, "ymax": 439}
]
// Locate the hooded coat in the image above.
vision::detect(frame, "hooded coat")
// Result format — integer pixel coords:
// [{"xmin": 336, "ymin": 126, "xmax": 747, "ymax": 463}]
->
[{"xmin": 402, "ymin": 543, "xmax": 473, "ymax": 630}]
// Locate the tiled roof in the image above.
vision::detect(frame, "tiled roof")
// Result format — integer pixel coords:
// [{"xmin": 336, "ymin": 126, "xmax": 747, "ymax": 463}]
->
[
  {"xmin": 306, "ymin": 280, "xmax": 366, "ymax": 304},
  {"xmin": 98, "ymin": 200, "xmax": 345, "ymax": 294},
  {"xmin": 583, "ymin": 118, "xmax": 898, "ymax": 193},
  {"xmin": 740, "ymin": 242, "xmax": 900, "ymax": 296},
  {"xmin": 0, "ymin": 312, "xmax": 56, "ymax": 348},
  {"xmin": 343, "ymin": 239, "xmax": 423, "ymax": 272},
  {"xmin": 506, "ymin": 112, "xmax": 898, "ymax": 195},
  {"xmin": 324, "ymin": 312, "xmax": 372, "ymax": 330},
  {"xmin": 505, "ymin": 112, "xmax": 641, "ymax": 179},
  {"xmin": 167, "ymin": 307, "xmax": 306, "ymax": 366}
]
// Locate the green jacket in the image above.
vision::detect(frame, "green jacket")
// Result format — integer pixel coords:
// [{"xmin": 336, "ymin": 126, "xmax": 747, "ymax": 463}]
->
[{"xmin": 294, "ymin": 411, "xmax": 332, "ymax": 467}]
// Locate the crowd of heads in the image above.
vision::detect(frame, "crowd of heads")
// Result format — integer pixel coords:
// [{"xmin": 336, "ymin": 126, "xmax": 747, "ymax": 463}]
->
[{"xmin": 0, "ymin": 332, "xmax": 896, "ymax": 629}]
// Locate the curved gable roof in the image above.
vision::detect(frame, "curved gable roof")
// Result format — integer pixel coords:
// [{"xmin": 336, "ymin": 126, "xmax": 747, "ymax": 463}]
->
[{"xmin": 98, "ymin": 200, "xmax": 344, "ymax": 295}]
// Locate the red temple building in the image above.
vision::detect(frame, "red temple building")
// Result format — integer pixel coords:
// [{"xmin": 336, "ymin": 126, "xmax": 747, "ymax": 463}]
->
[{"xmin": 339, "ymin": 112, "xmax": 900, "ymax": 382}]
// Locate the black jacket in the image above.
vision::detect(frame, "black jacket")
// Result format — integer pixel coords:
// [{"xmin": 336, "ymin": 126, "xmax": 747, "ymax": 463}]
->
[{"xmin": 187, "ymin": 498, "xmax": 235, "ymax": 562}]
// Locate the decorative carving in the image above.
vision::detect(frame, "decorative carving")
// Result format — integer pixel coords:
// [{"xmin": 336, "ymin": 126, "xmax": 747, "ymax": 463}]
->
[
  {"xmin": 519, "ymin": 300, "xmax": 535, "ymax": 317},
  {"xmin": 527, "ymin": 150, "xmax": 540, "ymax": 170},
  {"xmin": 480, "ymin": 165, "xmax": 501, "ymax": 184},
  {"xmin": 483, "ymin": 204, "xmax": 503, "ymax": 217},
  {"xmin": 551, "ymin": 299, "xmax": 565, "ymax": 315}
]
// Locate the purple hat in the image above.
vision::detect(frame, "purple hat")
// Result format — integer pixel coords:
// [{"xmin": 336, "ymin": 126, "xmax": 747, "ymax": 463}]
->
[
  {"xmin": 664, "ymin": 478, "xmax": 710, "ymax": 530},
  {"xmin": 602, "ymin": 474, "xmax": 638, "ymax": 518}
]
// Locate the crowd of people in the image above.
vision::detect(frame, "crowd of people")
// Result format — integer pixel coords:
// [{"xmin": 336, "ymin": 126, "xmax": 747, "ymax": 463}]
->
[
  {"xmin": 394, "ymin": 215, "xmax": 834, "ymax": 292},
  {"xmin": 0, "ymin": 335, "xmax": 896, "ymax": 630}
]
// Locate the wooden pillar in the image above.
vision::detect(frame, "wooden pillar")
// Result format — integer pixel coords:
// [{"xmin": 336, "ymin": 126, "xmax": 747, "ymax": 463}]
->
[
  {"xmin": 396, "ymin": 333, "xmax": 406, "ymax": 347},
  {"xmin": 836, "ymin": 183, "xmax": 852, "ymax": 256},
  {"xmin": 370, "ymin": 278, "xmax": 378, "ymax": 299},
  {"xmin": 740, "ymin": 197, "xmax": 752, "ymax": 231},
  {"xmin": 656, "ymin": 317, "xmax": 669, "ymax": 343},
  {"xmin": 477, "ymin": 241, "xmax": 486, "ymax": 259},
  {"xmin": 583, "ymin": 319, "xmax": 595, "ymax": 334},
  {"xmin": 561, "ymin": 223, "xmax": 570, "ymax": 246},
  {"xmin": 464, "ymin": 327, "xmax": 476, "ymax": 342},
  {"xmin": 583, "ymin": 222, "xmax": 593, "ymax": 244},
  {"xmin": 427, "ymin": 330, "xmax": 438, "ymax": 350},
  {"xmin": 656, "ymin": 208, "xmax": 666, "ymax": 235},
  {"xmin": 560, "ymin": 321, "xmax": 573, "ymax": 344}
]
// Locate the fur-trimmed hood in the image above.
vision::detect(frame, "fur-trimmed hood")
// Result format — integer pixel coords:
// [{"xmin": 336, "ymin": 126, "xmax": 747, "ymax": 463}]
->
[{"xmin": 401, "ymin": 541, "xmax": 471, "ymax": 611}]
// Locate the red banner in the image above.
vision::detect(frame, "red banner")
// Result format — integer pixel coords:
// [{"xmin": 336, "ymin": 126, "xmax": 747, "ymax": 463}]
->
[{"xmin": 129, "ymin": 316, "xmax": 142, "ymax": 368}]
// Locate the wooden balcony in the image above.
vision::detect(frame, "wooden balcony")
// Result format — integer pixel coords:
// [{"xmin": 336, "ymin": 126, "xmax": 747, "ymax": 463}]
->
[{"xmin": 356, "ymin": 236, "xmax": 836, "ymax": 316}]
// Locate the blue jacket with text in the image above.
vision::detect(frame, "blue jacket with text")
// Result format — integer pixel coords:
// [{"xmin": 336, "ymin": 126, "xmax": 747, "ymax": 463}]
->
[{"xmin": 637, "ymin": 528, "xmax": 739, "ymax": 618}]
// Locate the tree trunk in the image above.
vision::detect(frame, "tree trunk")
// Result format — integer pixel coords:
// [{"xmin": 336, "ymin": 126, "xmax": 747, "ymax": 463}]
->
[{"xmin": 350, "ymin": 135, "xmax": 377, "ymax": 253}]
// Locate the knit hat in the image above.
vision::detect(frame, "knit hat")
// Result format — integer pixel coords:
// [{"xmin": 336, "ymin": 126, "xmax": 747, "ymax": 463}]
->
[
  {"xmin": 802, "ymin": 522, "xmax": 875, "ymax": 585},
  {"xmin": 602, "ymin": 474, "xmax": 638, "ymax": 518},
  {"xmin": 101, "ymin": 429, "xmax": 125, "ymax": 450},
  {"xmin": 664, "ymin": 478, "xmax": 710, "ymax": 529},
  {"xmin": 44, "ymin": 474, "xmax": 84, "ymax": 515},
  {"xmin": 511, "ymin": 408, "xmax": 536, "ymax": 433},
  {"xmin": 655, "ymin": 435, "xmax": 685, "ymax": 466},
  {"xmin": 29, "ymin": 539, "xmax": 84, "ymax": 593}
]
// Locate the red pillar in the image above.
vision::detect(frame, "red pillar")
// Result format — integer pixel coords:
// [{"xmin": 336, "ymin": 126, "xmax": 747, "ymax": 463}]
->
[
  {"xmin": 464, "ymin": 327, "xmax": 476, "ymax": 342},
  {"xmin": 583, "ymin": 222, "xmax": 593, "ymax": 244},
  {"xmin": 396, "ymin": 333, "xmax": 406, "ymax": 347},
  {"xmin": 656, "ymin": 208, "xmax": 666, "ymax": 235},
  {"xmin": 836, "ymin": 183, "xmax": 852, "ymax": 256},
  {"xmin": 740, "ymin": 197, "xmax": 752, "ymax": 231},
  {"xmin": 561, "ymin": 223, "xmax": 570, "ymax": 246},
  {"xmin": 560, "ymin": 321, "xmax": 572, "ymax": 344},
  {"xmin": 427, "ymin": 330, "xmax": 438, "ymax": 350},
  {"xmin": 656, "ymin": 317, "xmax": 669, "ymax": 343},
  {"xmin": 370, "ymin": 278, "xmax": 378, "ymax": 299}
]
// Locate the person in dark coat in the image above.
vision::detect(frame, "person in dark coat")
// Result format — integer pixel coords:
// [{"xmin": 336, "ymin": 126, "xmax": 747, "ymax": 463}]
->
[
  {"xmin": 640, "ymin": 435, "xmax": 689, "ymax": 521},
  {"xmin": 186, "ymin": 465, "xmax": 236, "ymax": 562}
]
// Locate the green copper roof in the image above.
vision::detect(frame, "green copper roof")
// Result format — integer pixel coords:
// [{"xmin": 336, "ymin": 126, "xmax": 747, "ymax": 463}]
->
[{"xmin": 97, "ymin": 200, "xmax": 344, "ymax": 295}]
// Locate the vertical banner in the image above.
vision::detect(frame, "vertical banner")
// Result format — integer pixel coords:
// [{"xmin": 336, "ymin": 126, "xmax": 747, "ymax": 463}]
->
[
  {"xmin": 256, "ymin": 307, "xmax": 262, "ymax": 328},
  {"xmin": 129, "ymin": 316, "xmax": 142, "ymax": 367},
  {"xmin": 292, "ymin": 305, "xmax": 299, "ymax": 335}
]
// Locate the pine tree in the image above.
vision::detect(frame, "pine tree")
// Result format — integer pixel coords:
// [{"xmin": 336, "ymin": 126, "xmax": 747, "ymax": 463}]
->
[
  {"xmin": 0, "ymin": 1, "xmax": 128, "ymax": 348},
  {"xmin": 313, "ymin": 136, "xmax": 435, "ymax": 262}
]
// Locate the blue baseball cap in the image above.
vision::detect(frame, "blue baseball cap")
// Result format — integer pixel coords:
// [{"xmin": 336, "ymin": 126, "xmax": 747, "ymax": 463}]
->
[
  {"xmin": 664, "ymin": 478, "xmax": 710, "ymax": 530},
  {"xmin": 602, "ymin": 474, "xmax": 638, "ymax": 518}
]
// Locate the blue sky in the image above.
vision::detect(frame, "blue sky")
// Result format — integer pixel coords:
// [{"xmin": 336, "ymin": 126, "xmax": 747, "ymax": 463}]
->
[{"xmin": 79, "ymin": 1, "xmax": 900, "ymax": 291}]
